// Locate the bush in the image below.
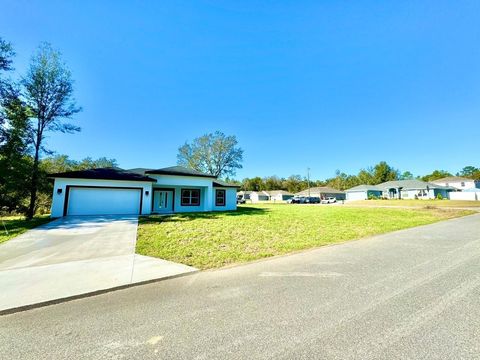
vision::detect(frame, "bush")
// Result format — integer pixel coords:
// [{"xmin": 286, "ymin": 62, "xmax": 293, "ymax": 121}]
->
[{"xmin": 436, "ymin": 193, "xmax": 443, "ymax": 200}]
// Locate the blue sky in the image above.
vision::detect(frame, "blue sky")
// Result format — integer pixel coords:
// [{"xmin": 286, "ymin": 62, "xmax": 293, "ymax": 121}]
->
[{"xmin": 2, "ymin": 0, "xmax": 479, "ymax": 180}]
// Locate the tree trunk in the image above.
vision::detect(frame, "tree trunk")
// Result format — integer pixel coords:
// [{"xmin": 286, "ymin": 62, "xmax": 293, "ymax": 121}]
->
[{"xmin": 27, "ymin": 134, "xmax": 41, "ymax": 219}]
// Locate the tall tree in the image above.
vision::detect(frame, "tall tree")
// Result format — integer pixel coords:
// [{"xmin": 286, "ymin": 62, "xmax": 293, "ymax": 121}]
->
[
  {"xmin": 421, "ymin": 170, "xmax": 452, "ymax": 182},
  {"xmin": 357, "ymin": 168, "xmax": 374, "ymax": 184},
  {"xmin": 458, "ymin": 166, "xmax": 479, "ymax": 178},
  {"xmin": 0, "ymin": 37, "xmax": 16, "ymax": 144},
  {"xmin": 22, "ymin": 43, "xmax": 81, "ymax": 218},
  {"xmin": 0, "ymin": 38, "xmax": 31, "ymax": 212},
  {"xmin": 371, "ymin": 161, "xmax": 399, "ymax": 184},
  {"xmin": 177, "ymin": 131, "xmax": 243, "ymax": 178},
  {"xmin": 0, "ymin": 37, "xmax": 15, "ymax": 72},
  {"xmin": 399, "ymin": 171, "xmax": 414, "ymax": 180}
]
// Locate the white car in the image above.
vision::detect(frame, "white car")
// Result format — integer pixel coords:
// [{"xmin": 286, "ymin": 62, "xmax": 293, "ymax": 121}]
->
[{"xmin": 321, "ymin": 197, "xmax": 337, "ymax": 204}]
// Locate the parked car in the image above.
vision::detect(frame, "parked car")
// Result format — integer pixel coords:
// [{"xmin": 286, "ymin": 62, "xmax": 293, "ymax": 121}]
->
[
  {"xmin": 321, "ymin": 197, "xmax": 337, "ymax": 204},
  {"xmin": 291, "ymin": 196, "xmax": 307, "ymax": 204},
  {"xmin": 305, "ymin": 196, "xmax": 320, "ymax": 204},
  {"xmin": 237, "ymin": 195, "xmax": 246, "ymax": 204}
]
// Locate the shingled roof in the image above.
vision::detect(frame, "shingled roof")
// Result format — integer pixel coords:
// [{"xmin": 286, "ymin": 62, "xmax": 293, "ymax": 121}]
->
[
  {"xmin": 145, "ymin": 166, "xmax": 216, "ymax": 178},
  {"xmin": 212, "ymin": 179, "xmax": 240, "ymax": 188},
  {"xmin": 49, "ymin": 167, "xmax": 157, "ymax": 182}
]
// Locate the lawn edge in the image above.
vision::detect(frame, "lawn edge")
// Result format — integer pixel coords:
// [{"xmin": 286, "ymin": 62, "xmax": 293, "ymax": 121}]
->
[{"xmin": 199, "ymin": 210, "xmax": 478, "ymax": 272}]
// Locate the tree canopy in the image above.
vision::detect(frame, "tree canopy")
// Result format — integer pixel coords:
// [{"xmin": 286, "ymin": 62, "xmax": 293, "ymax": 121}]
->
[{"xmin": 177, "ymin": 131, "xmax": 243, "ymax": 178}]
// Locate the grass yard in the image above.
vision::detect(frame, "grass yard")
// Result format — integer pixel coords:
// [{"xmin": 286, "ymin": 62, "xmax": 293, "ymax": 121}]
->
[
  {"xmin": 347, "ymin": 199, "xmax": 480, "ymax": 208},
  {"xmin": 0, "ymin": 215, "xmax": 52, "ymax": 245},
  {"xmin": 136, "ymin": 204, "xmax": 474, "ymax": 269}
]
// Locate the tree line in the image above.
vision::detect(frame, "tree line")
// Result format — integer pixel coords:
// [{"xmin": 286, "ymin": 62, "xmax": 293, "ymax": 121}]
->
[
  {"xmin": 235, "ymin": 162, "xmax": 480, "ymax": 193},
  {"xmin": 0, "ymin": 38, "xmax": 112, "ymax": 216}
]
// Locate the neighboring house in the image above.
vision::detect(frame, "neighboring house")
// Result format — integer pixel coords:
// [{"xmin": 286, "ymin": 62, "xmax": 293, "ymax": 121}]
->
[
  {"xmin": 267, "ymin": 190, "xmax": 294, "ymax": 202},
  {"xmin": 430, "ymin": 176, "xmax": 480, "ymax": 191},
  {"xmin": 295, "ymin": 187, "xmax": 346, "ymax": 200},
  {"xmin": 345, "ymin": 180, "xmax": 455, "ymax": 200},
  {"xmin": 250, "ymin": 191, "xmax": 271, "ymax": 202},
  {"xmin": 449, "ymin": 188, "xmax": 480, "ymax": 201},
  {"xmin": 49, "ymin": 166, "xmax": 239, "ymax": 217},
  {"xmin": 247, "ymin": 190, "xmax": 294, "ymax": 202},
  {"xmin": 345, "ymin": 185, "xmax": 383, "ymax": 201},
  {"xmin": 237, "ymin": 191, "xmax": 252, "ymax": 200}
]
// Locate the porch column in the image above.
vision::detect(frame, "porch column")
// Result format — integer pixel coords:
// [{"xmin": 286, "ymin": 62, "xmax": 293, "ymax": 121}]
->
[{"xmin": 205, "ymin": 184, "xmax": 214, "ymax": 211}]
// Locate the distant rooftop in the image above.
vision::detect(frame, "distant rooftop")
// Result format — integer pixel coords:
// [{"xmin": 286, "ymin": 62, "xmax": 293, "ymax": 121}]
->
[
  {"xmin": 296, "ymin": 186, "xmax": 345, "ymax": 195},
  {"xmin": 346, "ymin": 179, "xmax": 457, "ymax": 192},
  {"xmin": 431, "ymin": 176, "xmax": 476, "ymax": 183}
]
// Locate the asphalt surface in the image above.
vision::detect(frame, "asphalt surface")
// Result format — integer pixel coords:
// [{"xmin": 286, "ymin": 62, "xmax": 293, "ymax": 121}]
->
[{"xmin": 1, "ymin": 213, "xmax": 479, "ymax": 359}]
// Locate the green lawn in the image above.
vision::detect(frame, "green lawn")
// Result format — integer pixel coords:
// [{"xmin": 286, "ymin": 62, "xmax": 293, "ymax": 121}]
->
[
  {"xmin": 136, "ymin": 204, "xmax": 474, "ymax": 269},
  {"xmin": 347, "ymin": 199, "xmax": 480, "ymax": 208},
  {"xmin": 0, "ymin": 215, "xmax": 52, "ymax": 245}
]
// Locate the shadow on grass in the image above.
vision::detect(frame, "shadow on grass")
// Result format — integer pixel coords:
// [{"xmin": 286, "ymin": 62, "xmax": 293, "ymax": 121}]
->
[
  {"xmin": 140, "ymin": 206, "xmax": 269, "ymax": 224},
  {"xmin": 0, "ymin": 216, "xmax": 52, "ymax": 244}
]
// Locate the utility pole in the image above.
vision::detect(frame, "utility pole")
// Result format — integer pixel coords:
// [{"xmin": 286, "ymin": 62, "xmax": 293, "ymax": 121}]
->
[{"xmin": 307, "ymin": 167, "xmax": 311, "ymax": 197}]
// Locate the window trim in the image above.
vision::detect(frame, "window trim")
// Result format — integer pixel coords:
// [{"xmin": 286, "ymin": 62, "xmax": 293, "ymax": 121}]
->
[
  {"xmin": 181, "ymin": 188, "xmax": 201, "ymax": 206},
  {"xmin": 215, "ymin": 189, "xmax": 226, "ymax": 206}
]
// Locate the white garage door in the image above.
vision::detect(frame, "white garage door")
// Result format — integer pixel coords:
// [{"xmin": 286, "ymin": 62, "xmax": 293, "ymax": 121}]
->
[
  {"xmin": 67, "ymin": 187, "xmax": 142, "ymax": 216},
  {"xmin": 346, "ymin": 191, "xmax": 366, "ymax": 201}
]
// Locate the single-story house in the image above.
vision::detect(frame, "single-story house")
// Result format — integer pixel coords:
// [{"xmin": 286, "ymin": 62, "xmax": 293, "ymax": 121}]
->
[
  {"xmin": 345, "ymin": 179, "xmax": 455, "ymax": 200},
  {"xmin": 295, "ymin": 187, "xmax": 346, "ymax": 200},
  {"xmin": 267, "ymin": 190, "xmax": 294, "ymax": 202},
  {"xmin": 430, "ymin": 176, "xmax": 480, "ymax": 191},
  {"xmin": 49, "ymin": 166, "xmax": 239, "ymax": 217},
  {"xmin": 237, "ymin": 191, "xmax": 252, "ymax": 200},
  {"xmin": 345, "ymin": 185, "xmax": 384, "ymax": 201},
  {"xmin": 250, "ymin": 191, "xmax": 271, "ymax": 202},
  {"xmin": 449, "ymin": 188, "xmax": 480, "ymax": 201}
]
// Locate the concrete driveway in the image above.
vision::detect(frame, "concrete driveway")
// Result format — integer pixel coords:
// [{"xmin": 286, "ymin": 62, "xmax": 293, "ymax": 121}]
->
[
  {"xmin": 1, "ymin": 213, "xmax": 478, "ymax": 359},
  {"xmin": 0, "ymin": 216, "xmax": 196, "ymax": 312}
]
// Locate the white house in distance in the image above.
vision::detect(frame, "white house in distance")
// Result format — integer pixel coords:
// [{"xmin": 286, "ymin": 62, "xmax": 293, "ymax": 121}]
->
[
  {"xmin": 266, "ymin": 190, "xmax": 294, "ymax": 202},
  {"xmin": 49, "ymin": 166, "xmax": 239, "ymax": 217},
  {"xmin": 430, "ymin": 176, "xmax": 480, "ymax": 190},
  {"xmin": 344, "ymin": 185, "xmax": 384, "ymax": 201},
  {"xmin": 346, "ymin": 180, "xmax": 455, "ymax": 200},
  {"xmin": 248, "ymin": 190, "xmax": 294, "ymax": 202}
]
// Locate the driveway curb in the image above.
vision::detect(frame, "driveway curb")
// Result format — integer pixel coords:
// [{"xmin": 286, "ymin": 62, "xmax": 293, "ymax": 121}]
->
[{"xmin": 0, "ymin": 269, "xmax": 199, "ymax": 316}]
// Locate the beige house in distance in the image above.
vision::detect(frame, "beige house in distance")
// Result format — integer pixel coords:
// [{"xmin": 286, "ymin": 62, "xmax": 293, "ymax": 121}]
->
[
  {"xmin": 249, "ymin": 190, "xmax": 294, "ymax": 202},
  {"xmin": 295, "ymin": 187, "xmax": 346, "ymax": 200},
  {"xmin": 430, "ymin": 176, "xmax": 480, "ymax": 191}
]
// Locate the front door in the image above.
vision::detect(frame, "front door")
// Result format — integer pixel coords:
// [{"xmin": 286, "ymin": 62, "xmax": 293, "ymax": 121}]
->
[{"xmin": 153, "ymin": 190, "xmax": 174, "ymax": 213}]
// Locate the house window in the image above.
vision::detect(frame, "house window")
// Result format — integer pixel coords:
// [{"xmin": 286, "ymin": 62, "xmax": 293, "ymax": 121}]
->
[
  {"xmin": 216, "ymin": 189, "xmax": 226, "ymax": 206},
  {"xmin": 461, "ymin": 182, "xmax": 465, "ymax": 187},
  {"xmin": 181, "ymin": 189, "xmax": 200, "ymax": 206}
]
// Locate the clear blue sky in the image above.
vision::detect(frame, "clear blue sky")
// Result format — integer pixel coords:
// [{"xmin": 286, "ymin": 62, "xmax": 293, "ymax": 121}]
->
[{"xmin": 2, "ymin": 0, "xmax": 479, "ymax": 180}]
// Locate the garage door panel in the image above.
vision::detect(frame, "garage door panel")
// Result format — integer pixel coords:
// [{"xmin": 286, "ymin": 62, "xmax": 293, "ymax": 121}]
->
[
  {"xmin": 347, "ymin": 192, "xmax": 366, "ymax": 201},
  {"xmin": 67, "ymin": 187, "xmax": 141, "ymax": 215}
]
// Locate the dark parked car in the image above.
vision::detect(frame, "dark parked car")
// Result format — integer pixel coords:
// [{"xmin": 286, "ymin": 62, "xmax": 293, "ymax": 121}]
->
[
  {"xmin": 290, "ymin": 196, "xmax": 320, "ymax": 204},
  {"xmin": 290, "ymin": 196, "xmax": 306, "ymax": 204},
  {"xmin": 237, "ymin": 195, "xmax": 246, "ymax": 204}
]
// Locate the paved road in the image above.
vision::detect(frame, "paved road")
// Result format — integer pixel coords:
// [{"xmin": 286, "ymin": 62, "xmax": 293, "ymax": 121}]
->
[{"xmin": 1, "ymin": 214, "xmax": 479, "ymax": 359}]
